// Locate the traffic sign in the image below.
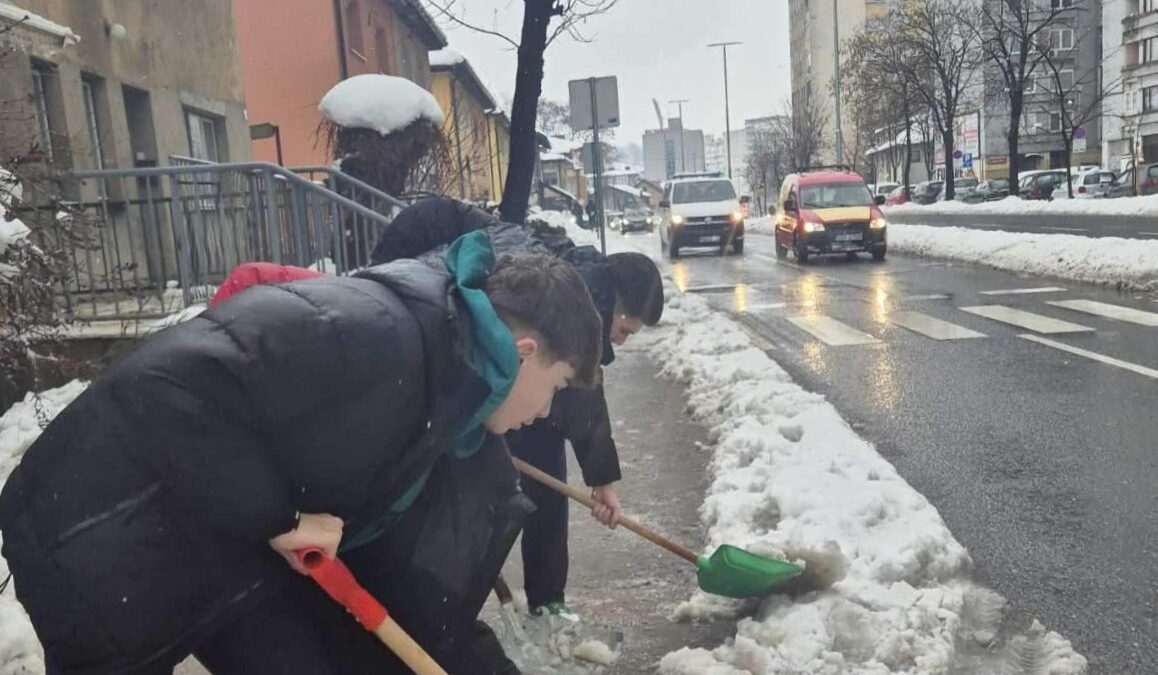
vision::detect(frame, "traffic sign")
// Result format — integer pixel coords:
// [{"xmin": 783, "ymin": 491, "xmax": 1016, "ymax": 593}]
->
[{"xmin": 963, "ymin": 153, "xmax": 973, "ymax": 168}]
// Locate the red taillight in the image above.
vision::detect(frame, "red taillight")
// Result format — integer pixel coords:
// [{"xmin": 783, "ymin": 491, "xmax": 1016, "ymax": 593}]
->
[
  {"xmin": 1144, "ymin": 178, "xmax": 1157, "ymax": 188},
  {"xmin": 1078, "ymin": 185, "xmax": 1086, "ymax": 194}
]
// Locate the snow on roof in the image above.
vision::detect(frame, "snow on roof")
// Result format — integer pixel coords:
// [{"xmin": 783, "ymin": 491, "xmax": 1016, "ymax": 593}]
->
[
  {"xmin": 547, "ymin": 136, "xmax": 584, "ymax": 154},
  {"xmin": 610, "ymin": 184, "xmax": 643, "ymax": 198},
  {"xmin": 540, "ymin": 152, "xmax": 570, "ymax": 163},
  {"xmin": 543, "ymin": 182, "xmax": 578, "ymax": 203},
  {"xmin": 0, "ymin": 2, "xmax": 80, "ymax": 45},
  {"xmin": 867, "ymin": 126, "xmax": 927, "ymax": 155},
  {"xmin": 319, "ymin": 75, "xmax": 444, "ymax": 136},
  {"xmin": 428, "ymin": 48, "xmax": 466, "ymax": 68}
]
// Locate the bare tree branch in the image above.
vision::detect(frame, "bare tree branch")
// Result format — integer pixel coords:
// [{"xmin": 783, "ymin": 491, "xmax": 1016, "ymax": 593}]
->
[{"xmin": 423, "ymin": 0, "xmax": 520, "ymax": 48}]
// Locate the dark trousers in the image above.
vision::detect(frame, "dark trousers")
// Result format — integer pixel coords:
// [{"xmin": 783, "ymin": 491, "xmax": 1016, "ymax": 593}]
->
[{"xmin": 506, "ymin": 421, "xmax": 569, "ymax": 609}]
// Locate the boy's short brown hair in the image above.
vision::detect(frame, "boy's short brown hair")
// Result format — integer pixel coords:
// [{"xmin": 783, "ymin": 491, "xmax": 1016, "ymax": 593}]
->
[{"xmin": 485, "ymin": 253, "xmax": 602, "ymax": 387}]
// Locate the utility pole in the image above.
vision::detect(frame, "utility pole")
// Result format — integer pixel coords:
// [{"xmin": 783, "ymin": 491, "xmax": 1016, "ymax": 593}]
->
[
  {"xmin": 832, "ymin": 0, "xmax": 844, "ymax": 165},
  {"xmin": 670, "ymin": 99, "xmax": 689, "ymax": 172},
  {"xmin": 708, "ymin": 41, "xmax": 742, "ymax": 179}
]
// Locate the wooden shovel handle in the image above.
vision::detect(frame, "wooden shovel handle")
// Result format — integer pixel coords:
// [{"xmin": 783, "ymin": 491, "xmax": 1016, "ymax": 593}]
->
[
  {"xmin": 373, "ymin": 616, "xmax": 450, "ymax": 675},
  {"xmin": 512, "ymin": 457, "xmax": 700, "ymax": 566}
]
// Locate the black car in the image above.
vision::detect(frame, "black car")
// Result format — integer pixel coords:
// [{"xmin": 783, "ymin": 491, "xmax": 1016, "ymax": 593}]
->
[
  {"xmin": 913, "ymin": 180, "xmax": 944, "ymax": 205},
  {"xmin": 618, "ymin": 207, "xmax": 654, "ymax": 233},
  {"xmin": 963, "ymin": 178, "xmax": 1010, "ymax": 203}
]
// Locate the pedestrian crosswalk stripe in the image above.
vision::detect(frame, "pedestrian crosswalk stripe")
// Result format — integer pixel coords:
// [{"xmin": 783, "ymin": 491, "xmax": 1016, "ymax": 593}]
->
[
  {"xmin": 979, "ymin": 287, "xmax": 1068, "ymax": 296},
  {"xmin": 1047, "ymin": 300, "xmax": 1158, "ymax": 327},
  {"xmin": 904, "ymin": 294, "xmax": 950, "ymax": 301},
  {"xmin": 960, "ymin": 306, "xmax": 1095, "ymax": 334},
  {"xmin": 1019, "ymin": 335, "xmax": 1158, "ymax": 380},
  {"xmin": 786, "ymin": 316, "xmax": 877, "ymax": 346},
  {"xmin": 890, "ymin": 311, "xmax": 987, "ymax": 340}
]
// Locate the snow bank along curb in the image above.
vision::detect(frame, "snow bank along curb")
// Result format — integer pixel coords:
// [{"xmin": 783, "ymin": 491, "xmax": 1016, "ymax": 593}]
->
[
  {"xmin": 885, "ymin": 194, "xmax": 1158, "ymax": 217},
  {"xmin": 890, "ymin": 223, "xmax": 1158, "ymax": 291},
  {"xmin": 0, "ymin": 382, "xmax": 88, "ymax": 675},
  {"xmin": 621, "ymin": 276, "xmax": 1087, "ymax": 672}
]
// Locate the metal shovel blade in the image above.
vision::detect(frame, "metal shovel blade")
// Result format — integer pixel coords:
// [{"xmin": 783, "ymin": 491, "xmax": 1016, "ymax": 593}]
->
[{"xmin": 695, "ymin": 545, "xmax": 804, "ymax": 598}]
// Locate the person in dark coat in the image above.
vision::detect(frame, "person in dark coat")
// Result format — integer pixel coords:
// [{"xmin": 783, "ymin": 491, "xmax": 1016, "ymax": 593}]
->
[
  {"xmin": 0, "ymin": 232, "xmax": 604, "ymax": 675},
  {"xmin": 370, "ymin": 197, "xmax": 665, "ymax": 618}
]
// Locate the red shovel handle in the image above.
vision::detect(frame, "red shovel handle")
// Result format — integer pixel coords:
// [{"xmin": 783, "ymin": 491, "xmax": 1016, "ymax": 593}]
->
[{"xmin": 295, "ymin": 548, "xmax": 388, "ymax": 631}]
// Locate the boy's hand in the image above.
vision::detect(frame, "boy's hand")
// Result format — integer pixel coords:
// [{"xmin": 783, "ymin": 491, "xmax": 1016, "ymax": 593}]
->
[
  {"xmin": 269, "ymin": 513, "xmax": 344, "ymax": 574},
  {"xmin": 590, "ymin": 485, "xmax": 622, "ymax": 529}
]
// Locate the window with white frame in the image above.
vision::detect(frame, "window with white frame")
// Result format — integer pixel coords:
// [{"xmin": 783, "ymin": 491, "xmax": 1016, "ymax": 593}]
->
[
  {"xmin": 81, "ymin": 77, "xmax": 106, "ymax": 170},
  {"xmin": 1143, "ymin": 37, "xmax": 1158, "ymax": 64},
  {"xmin": 31, "ymin": 65, "xmax": 56, "ymax": 162},
  {"xmin": 186, "ymin": 110, "xmax": 221, "ymax": 162},
  {"xmin": 1051, "ymin": 0, "xmax": 1074, "ymax": 8},
  {"xmin": 1051, "ymin": 29, "xmax": 1074, "ymax": 51},
  {"xmin": 1144, "ymin": 86, "xmax": 1158, "ymax": 112}
]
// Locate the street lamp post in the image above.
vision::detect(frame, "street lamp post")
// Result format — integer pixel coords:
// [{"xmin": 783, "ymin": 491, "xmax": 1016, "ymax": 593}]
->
[
  {"xmin": 669, "ymin": 99, "xmax": 689, "ymax": 172},
  {"xmin": 708, "ymin": 41, "xmax": 742, "ymax": 179},
  {"xmin": 833, "ymin": 0, "xmax": 844, "ymax": 166}
]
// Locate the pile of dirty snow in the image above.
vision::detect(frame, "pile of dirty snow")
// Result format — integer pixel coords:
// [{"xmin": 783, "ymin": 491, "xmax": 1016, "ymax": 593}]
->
[
  {"xmin": 890, "ymin": 223, "xmax": 1158, "ymax": 291},
  {"xmin": 885, "ymin": 194, "xmax": 1158, "ymax": 217},
  {"xmin": 615, "ymin": 276, "xmax": 1088, "ymax": 674},
  {"xmin": 319, "ymin": 74, "xmax": 444, "ymax": 136},
  {"xmin": 0, "ymin": 381, "xmax": 88, "ymax": 675}
]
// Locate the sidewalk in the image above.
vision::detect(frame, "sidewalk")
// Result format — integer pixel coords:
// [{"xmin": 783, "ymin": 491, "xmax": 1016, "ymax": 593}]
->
[{"xmin": 481, "ymin": 347, "xmax": 734, "ymax": 673}]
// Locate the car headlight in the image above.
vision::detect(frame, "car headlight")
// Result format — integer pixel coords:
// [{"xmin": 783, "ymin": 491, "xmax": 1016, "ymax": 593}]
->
[
  {"xmin": 870, "ymin": 217, "xmax": 888, "ymax": 229},
  {"xmin": 803, "ymin": 221, "xmax": 825, "ymax": 233},
  {"xmin": 671, "ymin": 214, "xmax": 685, "ymax": 226},
  {"xmin": 731, "ymin": 211, "xmax": 744, "ymax": 223},
  {"xmin": 646, "ymin": 217, "xmax": 653, "ymax": 225}
]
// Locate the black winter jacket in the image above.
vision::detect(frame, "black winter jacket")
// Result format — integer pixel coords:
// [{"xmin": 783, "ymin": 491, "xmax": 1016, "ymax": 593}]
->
[
  {"xmin": 370, "ymin": 197, "xmax": 622, "ymax": 486},
  {"xmin": 0, "ymin": 259, "xmax": 523, "ymax": 674}
]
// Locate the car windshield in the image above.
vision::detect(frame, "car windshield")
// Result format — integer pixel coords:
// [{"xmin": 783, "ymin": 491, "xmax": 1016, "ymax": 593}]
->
[
  {"xmin": 672, "ymin": 180, "xmax": 736, "ymax": 204},
  {"xmin": 625, "ymin": 208, "xmax": 647, "ymax": 217},
  {"xmin": 799, "ymin": 182, "xmax": 873, "ymax": 208},
  {"xmin": 991, "ymin": 179, "xmax": 1009, "ymax": 190},
  {"xmin": 956, "ymin": 178, "xmax": 978, "ymax": 189}
]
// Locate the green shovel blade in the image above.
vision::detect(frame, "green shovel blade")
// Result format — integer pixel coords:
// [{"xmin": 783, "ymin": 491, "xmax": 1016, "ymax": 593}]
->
[{"xmin": 695, "ymin": 545, "xmax": 804, "ymax": 599}]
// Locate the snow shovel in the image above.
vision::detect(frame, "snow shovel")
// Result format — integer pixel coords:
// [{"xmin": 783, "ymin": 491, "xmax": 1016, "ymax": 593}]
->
[
  {"xmin": 295, "ymin": 549, "xmax": 449, "ymax": 675},
  {"xmin": 512, "ymin": 458, "xmax": 803, "ymax": 599}
]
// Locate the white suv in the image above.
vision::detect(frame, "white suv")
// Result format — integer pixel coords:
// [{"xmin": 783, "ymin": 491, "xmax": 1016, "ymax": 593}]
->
[{"xmin": 657, "ymin": 176, "xmax": 745, "ymax": 259}]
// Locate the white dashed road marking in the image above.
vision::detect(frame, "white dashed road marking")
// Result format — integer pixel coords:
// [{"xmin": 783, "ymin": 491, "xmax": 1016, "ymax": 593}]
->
[
  {"xmin": 786, "ymin": 316, "xmax": 877, "ymax": 346},
  {"xmin": 979, "ymin": 287, "xmax": 1068, "ymax": 296},
  {"xmin": 1047, "ymin": 300, "xmax": 1158, "ymax": 327},
  {"xmin": 960, "ymin": 306, "xmax": 1095, "ymax": 334},
  {"xmin": 891, "ymin": 311, "xmax": 987, "ymax": 340}
]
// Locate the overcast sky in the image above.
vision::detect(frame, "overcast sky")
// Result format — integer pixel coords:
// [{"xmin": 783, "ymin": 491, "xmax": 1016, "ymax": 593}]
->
[{"xmin": 432, "ymin": 0, "xmax": 792, "ymax": 146}]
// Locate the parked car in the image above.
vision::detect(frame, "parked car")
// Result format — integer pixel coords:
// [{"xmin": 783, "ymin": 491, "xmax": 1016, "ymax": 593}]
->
[
  {"xmin": 658, "ymin": 176, "xmax": 745, "ymax": 258},
  {"xmin": 773, "ymin": 168, "xmax": 887, "ymax": 263},
  {"xmin": 884, "ymin": 185, "xmax": 915, "ymax": 206},
  {"xmin": 618, "ymin": 207, "xmax": 655, "ymax": 233},
  {"xmin": 935, "ymin": 177, "xmax": 979, "ymax": 201},
  {"xmin": 1051, "ymin": 169, "xmax": 1117, "ymax": 200},
  {"xmin": 913, "ymin": 180, "xmax": 944, "ymax": 205},
  {"xmin": 962, "ymin": 179, "xmax": 1010, "ymax": 203},
  {"xmin": 874, "ymin": 182, "xmax": 900, "ymax": 198},
  {"xmin": 1018, "ymin": 170, "xmax": 1067, "ymax": 200},
  {"xmin": 1106, "ymin": 162, "xmax": 1158, "ymax": 198}
]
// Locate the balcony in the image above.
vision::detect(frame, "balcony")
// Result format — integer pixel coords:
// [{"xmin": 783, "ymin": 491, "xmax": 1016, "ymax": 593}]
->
[
  {"xmin": 1122, "ymin": 59, "xmax": 1158, "ymax": 83},
  {"xmin": 1123, "ymin": 9, "xmax": 1158, "ymax": 38}
]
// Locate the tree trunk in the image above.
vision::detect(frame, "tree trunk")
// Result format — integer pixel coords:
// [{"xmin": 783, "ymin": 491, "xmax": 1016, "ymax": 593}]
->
[
  {"xmin": 1008, "ymin": 92, "xmax": 1023, "ymax": 196},
  {"xmin": 499, "ymin": 0, "xmax": 555, "ymax": 225},
  {"xmin": 942, "ymin": 128, "xmax": 956, "ymax": 200},
  {"xmin": 902, "ymin": 122, "xmax": 913, "ymax": 201},
  {"xmin": 1064, "ymin": 135, "xmax": 1074, "ymax": 199}
]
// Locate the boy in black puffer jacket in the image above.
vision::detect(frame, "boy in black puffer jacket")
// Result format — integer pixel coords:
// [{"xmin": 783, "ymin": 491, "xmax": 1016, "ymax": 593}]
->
[{"xmin": 0, "ymin": 233, "xmax": 602, "ymax": 674}]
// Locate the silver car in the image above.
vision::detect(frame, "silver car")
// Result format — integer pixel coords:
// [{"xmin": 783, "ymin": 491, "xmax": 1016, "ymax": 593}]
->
[{"xmin": 1051, "ymin": 169, "xmax": 1117, "ymax": 200}]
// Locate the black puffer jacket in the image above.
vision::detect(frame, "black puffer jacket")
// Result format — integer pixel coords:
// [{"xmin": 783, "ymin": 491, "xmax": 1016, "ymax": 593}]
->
[
  {"xmin": 370, "ymin": 198, "xmax": 621, "ymax": 486},
  {"xmin": 0, "ymin": 260, "xmax": 522, "ymax": 674}
]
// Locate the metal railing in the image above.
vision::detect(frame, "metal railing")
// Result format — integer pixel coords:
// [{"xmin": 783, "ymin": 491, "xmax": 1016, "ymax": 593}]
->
[
  {"xmin": 292, "ymin": 165, "xmax": 408, "ymax": 268},
  {"xmin": 40, "ymin": 161, "xmax": 398, "ymax": 320}
]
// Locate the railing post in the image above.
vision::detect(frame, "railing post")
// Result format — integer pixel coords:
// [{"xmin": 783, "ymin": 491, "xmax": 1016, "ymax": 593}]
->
[
  {"xmin": 264, "ymin": 167, "xmax": 282, "ymax": 263},
  {"xmin": 167, "ymin": 174, "xmax": 193, "ymax": 308}
]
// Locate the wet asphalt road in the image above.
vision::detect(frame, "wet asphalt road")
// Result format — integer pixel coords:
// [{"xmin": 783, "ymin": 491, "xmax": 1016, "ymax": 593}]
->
[
  {"xmin": 885, "ymin": 209, "xmax": 1158, "ymax": 240},
  {"xmin": 616, "ymin": 229, "xmax": 1158, "ymax": 674}
]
